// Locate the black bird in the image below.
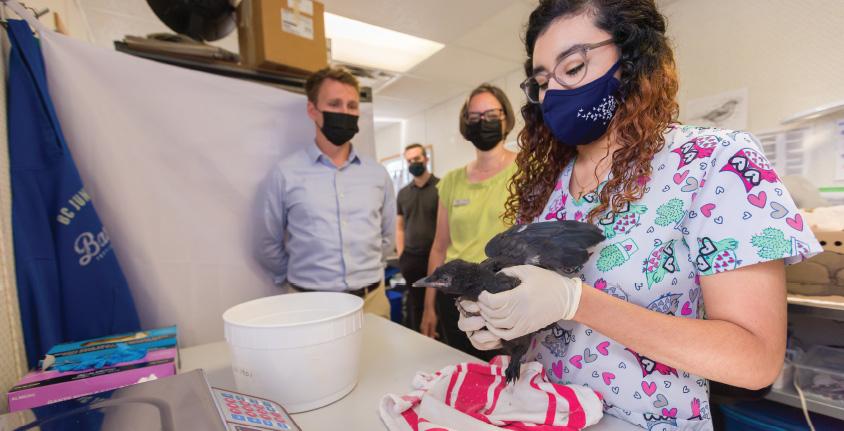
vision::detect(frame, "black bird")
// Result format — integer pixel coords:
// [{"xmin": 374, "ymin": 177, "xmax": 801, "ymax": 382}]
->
[{"xmin": 414, "ymin": 220, "xmax": 605, "ymax": 383}]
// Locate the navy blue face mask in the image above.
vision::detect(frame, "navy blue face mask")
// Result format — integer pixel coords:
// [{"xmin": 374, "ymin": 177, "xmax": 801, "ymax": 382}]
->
[{"xmin": 541, "ymin": 61, "xmax": 621, "ymax": 146}]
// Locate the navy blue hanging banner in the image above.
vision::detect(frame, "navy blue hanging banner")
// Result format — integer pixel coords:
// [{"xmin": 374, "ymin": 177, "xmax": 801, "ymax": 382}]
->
[{"xmin": 6, "ymin": 20, "xmax": 141, "ymax": 368}]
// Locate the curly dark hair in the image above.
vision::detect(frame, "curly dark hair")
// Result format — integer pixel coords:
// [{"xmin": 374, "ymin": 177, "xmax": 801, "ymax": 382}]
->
[{"xmin": 503, "ymin": 0, "xmax": 679, "ymax": 224}]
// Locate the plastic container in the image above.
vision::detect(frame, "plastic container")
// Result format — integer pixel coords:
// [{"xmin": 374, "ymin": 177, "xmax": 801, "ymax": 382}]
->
[
  {"xmin": 386, "ymin": 289, "xmax": 404, "ymax": 324},
  {"xmin": 773, "ymin": 347, "xmax": 803, "ymax": 390},
  {"xmin": 794, "ymin": 345, "xmax": 844, "ymax": 408},
  {"xmin": 223, "ymin": 292, "xmax": 364, "ymax": 413}
]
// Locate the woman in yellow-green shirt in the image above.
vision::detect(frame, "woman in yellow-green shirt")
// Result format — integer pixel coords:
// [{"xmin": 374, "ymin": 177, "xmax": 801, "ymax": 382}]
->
[{"xmin": 421, "ymin": 84, "xmax": 517, "ymax": 358}]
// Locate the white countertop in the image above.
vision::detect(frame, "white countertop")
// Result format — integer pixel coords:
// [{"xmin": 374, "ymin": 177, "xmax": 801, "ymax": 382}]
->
[{"xmin": 180, "ymin": 314, "xmax": 634, "ymax": 430}]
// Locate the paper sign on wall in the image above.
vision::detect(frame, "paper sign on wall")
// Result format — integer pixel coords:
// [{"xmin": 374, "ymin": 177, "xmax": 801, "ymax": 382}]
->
[
  {"xmin": 685, "ymin": 88, "xmax": 749, "ymax": 130},
  {"xmin": 836, "ymin": 118, "xmax": 844, "ymax": 181}
]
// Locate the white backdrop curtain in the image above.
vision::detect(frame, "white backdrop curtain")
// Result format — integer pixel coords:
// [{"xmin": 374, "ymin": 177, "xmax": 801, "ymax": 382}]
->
[{"xmin": 20, "ymin": 7, "xmax": 376, "ymax": 347}]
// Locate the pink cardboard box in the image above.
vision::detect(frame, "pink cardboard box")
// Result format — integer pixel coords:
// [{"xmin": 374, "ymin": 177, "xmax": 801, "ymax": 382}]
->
[{"xmin": 7, "ymin": 327, "xmax": 178, "ymax": 412}]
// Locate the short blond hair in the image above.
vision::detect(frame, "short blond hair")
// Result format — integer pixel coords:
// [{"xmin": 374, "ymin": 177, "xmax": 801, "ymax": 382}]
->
[{"xmin": 304, "ymin": 66, "xmax": 360, "ymax": 103}]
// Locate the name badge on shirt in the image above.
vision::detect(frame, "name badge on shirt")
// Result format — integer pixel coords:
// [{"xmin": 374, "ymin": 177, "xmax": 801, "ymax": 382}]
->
[{"xmin": 453, "ymin": 199, "xmax": 470, "ymax": 207}]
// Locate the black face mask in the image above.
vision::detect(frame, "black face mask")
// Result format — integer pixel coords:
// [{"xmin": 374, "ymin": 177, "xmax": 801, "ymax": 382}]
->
[
  {"xmin": 319, "ymin": 111, "xmax": 359, "ymax": 146},
  {"xmin": 408, "ymin": 162, "xmax": 426, "ymax": 177},
  {"xmin": 463, "ymin": 119, "xmax": 503, "ymax": 151}
]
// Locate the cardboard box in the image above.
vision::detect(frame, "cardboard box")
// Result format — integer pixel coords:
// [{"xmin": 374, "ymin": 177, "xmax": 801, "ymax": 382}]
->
[
  {"xmin": 238, "ymin": 0, "xmax": 328, "ymax": 75},
  {"xmin": 786, "ymin": 230, "xmax": 844, "ymax": 296},
  {"xmin": 7, "ymin": 326, "xmax": 178, "ymax": 412}
]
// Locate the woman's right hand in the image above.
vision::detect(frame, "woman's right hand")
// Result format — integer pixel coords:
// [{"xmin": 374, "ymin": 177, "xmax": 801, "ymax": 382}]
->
[
  {"xmin": 479, "ymin": 265, "xmax": 582, "ymax": 340},
  {"xmin": 420, "ymin": 306, "xmax": 439, "ymax": 339}
]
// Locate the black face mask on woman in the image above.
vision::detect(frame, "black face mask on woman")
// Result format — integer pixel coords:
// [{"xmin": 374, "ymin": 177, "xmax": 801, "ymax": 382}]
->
[
  {"xmin": 319, "ymin": 111, "xmax": 359, "ymax": 146},
  {"xmin": 463, "ymin": 119, "xmax": 503, "ymax": 151}
]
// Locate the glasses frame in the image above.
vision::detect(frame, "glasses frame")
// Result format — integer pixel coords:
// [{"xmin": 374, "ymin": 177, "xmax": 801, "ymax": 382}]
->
[
  {"xmin": 520, "ymin": 38, "xmax": 615, "ymax": 104},
  {"xmin": 463, "ymin": 108, "xmax": 504, "ymax": 124}
]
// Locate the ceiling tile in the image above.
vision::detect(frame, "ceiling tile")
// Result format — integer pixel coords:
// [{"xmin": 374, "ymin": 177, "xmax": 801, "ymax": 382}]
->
[
  {"xmin": 406, "ymin": 46, "xmax": 521, "ymax": 87},
  {"xmin": 375, "ymin": 75, "xmax": 468, "ymax": 105},
  {"xmin": 373, "ymin": 96, "xmax": 433, "ymax": 119},
  {"xmin": 452, "ymin": 2, "xmax": 535, "ymax": 63},
  {"xmin": 320, "ymin": 0, "xmax": 515, "ymax": 43}
]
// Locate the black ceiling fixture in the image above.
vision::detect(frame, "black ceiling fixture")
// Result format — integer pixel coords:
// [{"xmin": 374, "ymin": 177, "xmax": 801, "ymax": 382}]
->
[{"xmin": 147, "ymin": 0, "xmax": 237, "ymax": 42}]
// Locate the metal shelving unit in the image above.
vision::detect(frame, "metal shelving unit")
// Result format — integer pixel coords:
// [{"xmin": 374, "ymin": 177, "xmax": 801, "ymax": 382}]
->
[
  {"xmin": 113, "ymin": 41, "xmax": 307, "ymax": 92},
  {"xmin": 788, "ymin": 294, "xmax": 844, "ymax": 311},
  {"xmin": 763, "ymin": 294, "xmax": 844, "ymax": 421},
  {"xmin": 787, "ymin": 294, "xmax": 844, "ymax": 320},
  {"xmin": 112, "ymin": 42, "xmax": 374, "ymax": 102},
  {"xmin": 765, "ymin": 386, "xmax": 844, "ymax": 421}
]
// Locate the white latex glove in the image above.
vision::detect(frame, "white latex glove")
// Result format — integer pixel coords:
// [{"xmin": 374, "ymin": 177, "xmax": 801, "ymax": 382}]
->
[
  {"xmin": 478, "ymin": 265, "xmax": 582, "ymax": 341},
  {"xmin": 456, "ymin": 300, "xmax": 502, "ymax": 350}
]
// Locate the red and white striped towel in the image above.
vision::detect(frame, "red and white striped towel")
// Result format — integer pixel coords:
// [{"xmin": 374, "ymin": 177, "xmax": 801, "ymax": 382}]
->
[{"xmin": 379, "ymin": 356, "xmax": 603, "ymax": 431}]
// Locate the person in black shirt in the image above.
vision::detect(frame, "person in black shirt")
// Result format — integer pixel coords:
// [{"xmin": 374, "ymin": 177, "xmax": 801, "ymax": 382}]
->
[{"xmin": 396, "ymin": 144, "xmax": 439, "ymax": 332}]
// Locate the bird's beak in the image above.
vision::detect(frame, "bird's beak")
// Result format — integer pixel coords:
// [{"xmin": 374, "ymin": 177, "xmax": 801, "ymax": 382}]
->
[{"xmin": 412, "ymin": 276, "xmax": 449, "ymax": 289}]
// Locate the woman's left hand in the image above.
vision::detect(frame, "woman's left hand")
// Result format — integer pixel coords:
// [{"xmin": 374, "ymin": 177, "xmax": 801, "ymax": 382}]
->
[
  {"xmin": 478, "ymin": 265, "xmax": 583, "ymax": 340},
  {"xmin": 457, "ymin": 300, "xmax": 503, "ymax": 350}
]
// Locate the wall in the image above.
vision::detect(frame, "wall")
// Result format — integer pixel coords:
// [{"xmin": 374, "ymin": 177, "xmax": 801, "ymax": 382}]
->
[
  {"xmin": 375, "ymin": 122, "xmax": 402, "ymax": 161},
  {"xmin": 377, "ymin": 0, "xmax": 844, "ymax": 188},
  {"xmin": 375, "ymin": 67, "xmax": 526, "ymax": 178},
  {"xmin": 663, "ymin": 0, "xmax": 844, "ymax": 187},
  {"xmin": 16, "ymin": 0, "xmax": 239, "ymax": 52},
  {"xmin": 4, "ymin": 0, "xmax": 83, "ymax": 37},
  {"xmin": 5, "ymin": 0, "xmax": 380, "ymax": 157},
  {"xmin": 21, "ymin": 1, "xmax": 844, "ymax": 183}
]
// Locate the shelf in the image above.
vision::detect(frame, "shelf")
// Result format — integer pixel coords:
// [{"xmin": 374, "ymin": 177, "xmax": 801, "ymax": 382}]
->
[
  {"xmin": 112, "ymin": 41, "xmax": 374, "ymax": 102},
  {"xmin": 113, "ymin": 41, "xmax": 307, "ymax": 92},
  {"xmin": 788, "ymin": 294, "xmax": 844, "ymax": 311},
  {"xmin": 787, "ymin": 294, "xmax": 844, "ymax": 319},
  {"xmin": 765, "ymin": 386, "xmax": 844, "ymax": 421}
]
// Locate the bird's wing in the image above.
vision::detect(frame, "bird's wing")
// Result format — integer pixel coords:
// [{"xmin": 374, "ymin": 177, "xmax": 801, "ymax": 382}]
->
[
  {"xmin": 536, "ymin": 223, "xmax": 605, "ymax": 270},
  {"xmin": 485, "ymin": 222, "xmax": 561, "ymax": 261},
  {"xmin": 485, "ymin": 221, "xmax": 605, "ymax": 271}
]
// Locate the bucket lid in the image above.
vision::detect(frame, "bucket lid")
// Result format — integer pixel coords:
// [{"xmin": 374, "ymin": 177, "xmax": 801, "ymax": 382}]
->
[{"xmin": 222, "ymin": 292, "xmax": 364, "ymax": 328}]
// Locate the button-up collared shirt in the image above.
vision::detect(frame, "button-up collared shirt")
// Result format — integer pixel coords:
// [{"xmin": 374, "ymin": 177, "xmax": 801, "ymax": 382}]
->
[{"xmin": 256, "ymin": 143, "xmax": 396, "ymax": 291}]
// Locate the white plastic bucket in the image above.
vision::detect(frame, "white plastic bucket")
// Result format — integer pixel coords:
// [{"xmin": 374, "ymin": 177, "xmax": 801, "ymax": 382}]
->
[{"xmin": 223, "ymin": 292, "xmax": 364, "ymax": 413}]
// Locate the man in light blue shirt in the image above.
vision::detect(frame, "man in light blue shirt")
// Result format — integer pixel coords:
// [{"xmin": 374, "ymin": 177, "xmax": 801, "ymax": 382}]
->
[{"xmin": 256, "ymin": 67, "xmax": 395, "ymax": 318}]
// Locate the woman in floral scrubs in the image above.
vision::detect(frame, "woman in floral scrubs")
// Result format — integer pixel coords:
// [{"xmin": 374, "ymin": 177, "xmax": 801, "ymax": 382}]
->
[{"xmin": 457, "ymin": 1, "xmax": 822, "ymax": 430}]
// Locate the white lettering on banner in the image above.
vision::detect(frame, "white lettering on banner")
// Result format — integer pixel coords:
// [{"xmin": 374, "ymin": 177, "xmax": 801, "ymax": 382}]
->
[
  {"xmin": 74, "ymin": 228, "xmax": 111, "ymax": 266},
  {"xmin": 57, "ymin": 189, "xmax": 91, "ymax": 226},
  {"xmin": 69, "ymin": 190, "xmax": 90, "ymax": 210},
  {"xmin": 57, "ymin": 207, "xmax": 74, "ymax": 225}
]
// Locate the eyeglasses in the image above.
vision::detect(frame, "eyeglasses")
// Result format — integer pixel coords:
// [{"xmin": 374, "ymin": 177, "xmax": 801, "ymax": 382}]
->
[
  {"xmin": 520, "ymin": 39, "xmax": 614, "ymax": 104},
  {"xmin": 463, "ymin": 108, "xmax": 504, "ymax": 124}
]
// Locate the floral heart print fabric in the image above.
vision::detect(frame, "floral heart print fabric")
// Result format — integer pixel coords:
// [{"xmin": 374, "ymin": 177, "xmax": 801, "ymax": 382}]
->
[{"xmin": 527, "ymin": 124, "xmax": 821, "ymax": 430}]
